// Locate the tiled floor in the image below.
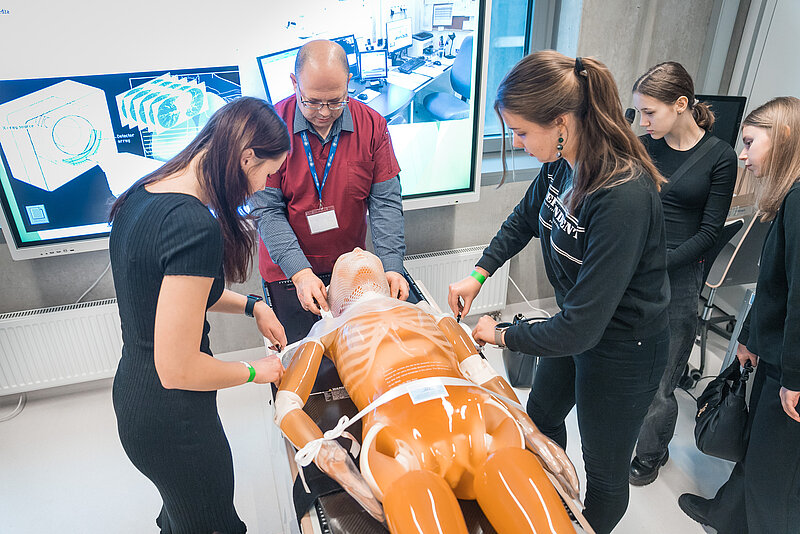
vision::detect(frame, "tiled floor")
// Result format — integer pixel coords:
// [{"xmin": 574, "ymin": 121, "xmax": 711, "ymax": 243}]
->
[{"xmin": 0, "ymin": 298, "xmax": 736, "ymax": 533}]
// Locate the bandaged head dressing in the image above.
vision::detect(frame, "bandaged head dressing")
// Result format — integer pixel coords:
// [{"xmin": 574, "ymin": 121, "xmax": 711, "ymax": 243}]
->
[{"xmin": 327, "ymin": 248, "xmax": 391, "ymax": 317}]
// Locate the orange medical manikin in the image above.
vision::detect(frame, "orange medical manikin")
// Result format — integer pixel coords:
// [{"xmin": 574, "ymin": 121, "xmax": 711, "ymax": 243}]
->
[{"xmin": 275, "ymin": 248, "xmax": 579, "ymax": 534}]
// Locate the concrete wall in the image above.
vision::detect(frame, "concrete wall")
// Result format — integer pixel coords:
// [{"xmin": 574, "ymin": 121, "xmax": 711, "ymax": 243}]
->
[{"xmin": 577, "ymin": 0, "xmax": 718, "ymax": 111}]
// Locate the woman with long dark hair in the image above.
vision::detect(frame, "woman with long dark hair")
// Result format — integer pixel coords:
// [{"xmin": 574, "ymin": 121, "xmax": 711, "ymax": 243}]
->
[
  {"xmin": 448, "ymin": 50, "xmax": 670, "ymax": 533},
  {"xmin": 628, "ymin": 61, "xmax": 737, "ymax": 486},
  {"xmin": 109, "ymin": 96, "xmax": 290, "ymax": 533},
  {"xmin": 679, "ymin": 96, "xmax": 800, "ymax": 534}
]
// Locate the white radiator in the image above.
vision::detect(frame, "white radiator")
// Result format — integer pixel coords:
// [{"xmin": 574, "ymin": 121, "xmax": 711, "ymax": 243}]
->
[
  {"xmin": 0, "ymin": 299, "xmax": 122, "ymax": 395},
  {"xmin": 404, "ymin": 245, "xmax": 509, "ymax": 316}
]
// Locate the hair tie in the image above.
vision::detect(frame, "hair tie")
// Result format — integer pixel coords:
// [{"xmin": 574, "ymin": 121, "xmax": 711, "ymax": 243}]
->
[
  {"xmin": 693, "ymin": 98, "xmax": 700, "ymax": 107},
  {"xmin": 574, "ymin": 57, "xmax": 587, "ymax": 77}
]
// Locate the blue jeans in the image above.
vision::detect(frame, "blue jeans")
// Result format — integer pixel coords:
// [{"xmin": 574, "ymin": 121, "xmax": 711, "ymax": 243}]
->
[
  {"xmin": 635, "ymin": 260, "xmax": 704, "ymax": 462},
  {"xmin": 526, "ymin": 327, "xmax": 669, "ymax": 534}
]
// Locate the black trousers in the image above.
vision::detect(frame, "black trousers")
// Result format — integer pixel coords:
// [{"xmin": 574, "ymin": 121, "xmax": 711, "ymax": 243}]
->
[
  {"xmin": 636, "ymin": 261, "xmax": 704, "ymax": 461},
  {"xmin": 703, "ymin": 361, "xmax": 800, "ymax": 534},
  {"xmin": 526, "ymin": 327, "xmax": 669, "ymax": 534}
]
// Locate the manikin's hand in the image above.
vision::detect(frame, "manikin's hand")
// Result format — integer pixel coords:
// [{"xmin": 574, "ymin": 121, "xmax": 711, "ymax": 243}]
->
[
  {"xmin": 780, "ymin": 387, "xmax": 800, "ymax": 423},
  {"xmin": 315, "ymin": 440, "xmax": 385, "ymax": 523},
  {"xmin": 736, "ymin": 342, "xmax": 759, "ymax": 368},
  {"xmin": 505, "ymin": 403, "xmax": 579, "ymax": 499},
  {"xmin": 291, "ymin": 268, "xmax": 329, "ymax": 315},
  {"xmin": 448, "ymin": 268, "xmax": 487, "ymax": 317},
  {"xmin": 253, "ymin": 301, "xmax": 288, "ymax": 351},
  {"xmin": 385, "ymin": 271, "xmax": 409, "ymax": 301}
]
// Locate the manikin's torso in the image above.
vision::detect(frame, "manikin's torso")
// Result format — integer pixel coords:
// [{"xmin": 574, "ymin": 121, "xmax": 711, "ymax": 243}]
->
[
  {"xmin": 323, "ymin": 302, "xmax": 524, "ymax": 498},
  {"xmin": 325, "ymin": 304, "xmax": 462, "ymax": 409}
]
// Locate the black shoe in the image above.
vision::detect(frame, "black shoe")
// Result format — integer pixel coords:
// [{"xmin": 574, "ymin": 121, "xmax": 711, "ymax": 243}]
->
[
  {"xmin": 628, "ymin": 449, "xmax": 669, "ymax": 486},
  {"xmin": 678, "ymin": 493, "xmax": 714, "ymax": 527}
]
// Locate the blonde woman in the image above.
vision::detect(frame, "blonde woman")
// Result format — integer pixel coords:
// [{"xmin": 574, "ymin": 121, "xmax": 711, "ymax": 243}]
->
[{"xmin": 680, "ymin": 96, "xmax": 800, "ymax": 534}]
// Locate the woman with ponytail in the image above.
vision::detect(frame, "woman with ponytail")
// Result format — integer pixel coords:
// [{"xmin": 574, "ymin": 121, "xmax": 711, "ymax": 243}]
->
[
  {"xmin": 109, "ymin": 97, "xmax": 290, "ymax": 533},
  {"xmin": 448, "ymin": 50, "xmax": 671, "ymax": 533},
  {"xmin": 628, "ymin": 61, "xmax": 737, "ymax": 486},
  {"xmin": 680, "ymin": 97, "xmax": 800, "ymax": 534}
]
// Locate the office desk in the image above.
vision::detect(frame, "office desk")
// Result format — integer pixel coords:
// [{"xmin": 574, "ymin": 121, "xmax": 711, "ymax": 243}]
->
[
  {"xmin": 351, "ymin": 57, "xmax": 454, "ymax": 123},
  {"xmin": 365, "ymin": 83, "xmax": 415, "ymax": 121}
]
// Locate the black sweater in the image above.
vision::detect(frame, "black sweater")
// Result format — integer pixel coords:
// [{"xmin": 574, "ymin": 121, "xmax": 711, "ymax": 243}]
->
[
  {"xmin": 738, "ymin": 182, "xmax": 800, "ymax": 391},
  {"xmin": 641, "ymin": 133, "xmax": 737, "ymax": 269},
  {"xmin": 478, "ymin": 159, "xmax": 670, "ymax": 356}
]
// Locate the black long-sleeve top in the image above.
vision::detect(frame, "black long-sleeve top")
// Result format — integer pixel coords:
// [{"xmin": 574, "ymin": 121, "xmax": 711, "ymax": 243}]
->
[
  {"xmin": 640, "ymin": 133, "xmax": 737, "ymax": 269},
  {"xmin": 477, "ymin": 159, "xmax": 670, "ymax": 356},
  {"xmin": 738, "ymin": 182, "xmax": 800, "ymax": 391}
]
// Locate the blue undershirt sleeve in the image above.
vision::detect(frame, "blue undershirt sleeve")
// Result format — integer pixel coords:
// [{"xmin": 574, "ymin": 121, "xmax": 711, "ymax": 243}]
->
[
  {"xmin": 248, "ymin": 187, "xmax": 312, "ymax": 279},
  {"xmin": 368, "ymin": 176, "xmax": 405, "ymax": 273}
]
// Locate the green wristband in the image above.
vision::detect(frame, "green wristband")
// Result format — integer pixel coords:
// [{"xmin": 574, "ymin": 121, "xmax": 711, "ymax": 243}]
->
[
  {"xmin": 470, "ymin": 270, "xmax": 487, "ymax": 285},
  {"xmin": 240, "ymin": 361, "xmax": 256, "ymax": 383}
]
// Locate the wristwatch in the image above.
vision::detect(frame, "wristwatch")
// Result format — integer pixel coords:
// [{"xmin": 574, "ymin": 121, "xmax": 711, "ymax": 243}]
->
[
  {"xmin": 245, "ymin": 294, "xmax": 263, "ymax": 318},
  {"xmin": 494, "ymin": 323, "xmax": 510, "ymax": 348}
]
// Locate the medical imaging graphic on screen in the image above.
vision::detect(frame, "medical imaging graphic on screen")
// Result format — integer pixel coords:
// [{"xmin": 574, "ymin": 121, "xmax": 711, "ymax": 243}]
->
[{"xmin": 0, "ymin": 66, "xmax": 241, "ymax": 258}]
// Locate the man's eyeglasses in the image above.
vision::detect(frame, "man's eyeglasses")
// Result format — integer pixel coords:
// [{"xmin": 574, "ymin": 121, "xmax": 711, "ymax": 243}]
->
[{"xmin": 300, "ymin": 99, "xmax": 349, "ymax": 111}]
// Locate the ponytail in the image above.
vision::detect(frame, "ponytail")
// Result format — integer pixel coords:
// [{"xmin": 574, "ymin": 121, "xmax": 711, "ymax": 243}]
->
[{"xmin": 692, "ymin": 101, "xmax": 715, "ymax": 132}]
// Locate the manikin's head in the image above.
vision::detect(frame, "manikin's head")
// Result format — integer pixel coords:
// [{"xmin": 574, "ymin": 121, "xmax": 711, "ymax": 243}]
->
[{"xmin": 328, "ymin": 248, "xmax": 391, "ymax": 317}]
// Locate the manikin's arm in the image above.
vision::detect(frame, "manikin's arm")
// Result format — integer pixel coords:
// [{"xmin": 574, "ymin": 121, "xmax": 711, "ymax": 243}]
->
[
  {"xmin": 275, "ymin": 340, "xmax": 385, "ymax": 522},
  {"xmin": 436, "ymin": 316, "xmax": 580, "ymax": 498}
]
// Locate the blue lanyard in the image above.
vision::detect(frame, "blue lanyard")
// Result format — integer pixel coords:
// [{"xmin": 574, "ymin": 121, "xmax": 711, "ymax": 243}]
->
[{"xmin": 300, "ymin": 130, "xmax": 339, "ymax": 204}]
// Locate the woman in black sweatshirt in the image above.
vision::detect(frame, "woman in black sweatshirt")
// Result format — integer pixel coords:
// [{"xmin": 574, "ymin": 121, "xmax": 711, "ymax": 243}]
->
[
  {"xmin": 448, "ymin": 51, "xmax": 670, "ymax": 534},
  {"xmin": 628, "ymin": 62, "xmax": 737, "ymax": 486},
  {"xmin": 679, "ymin": 97, "xmax": 800, "ymax": 534}
]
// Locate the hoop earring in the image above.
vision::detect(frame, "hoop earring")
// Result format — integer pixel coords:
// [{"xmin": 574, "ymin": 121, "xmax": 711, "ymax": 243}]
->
[{"xmin": 557, "ymin": 135, "xmax": 564, "ymax": 159}]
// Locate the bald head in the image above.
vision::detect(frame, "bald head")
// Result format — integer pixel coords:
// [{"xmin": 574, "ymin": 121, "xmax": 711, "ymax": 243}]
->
[{"xmin": 295, "ymin": 40, "xmax": 350, "ymax": 79}]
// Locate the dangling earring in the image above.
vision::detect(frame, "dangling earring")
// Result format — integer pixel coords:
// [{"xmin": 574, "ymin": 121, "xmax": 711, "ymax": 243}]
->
[{"xmin": 557, "ymin": 134, "xmax": 564, "ymax": 159}]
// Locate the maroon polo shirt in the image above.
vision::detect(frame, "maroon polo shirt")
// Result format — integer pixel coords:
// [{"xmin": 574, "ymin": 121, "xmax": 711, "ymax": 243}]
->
[{"xmin": 258, "ymin": 95, "xmax": 401, "ymax": 282}]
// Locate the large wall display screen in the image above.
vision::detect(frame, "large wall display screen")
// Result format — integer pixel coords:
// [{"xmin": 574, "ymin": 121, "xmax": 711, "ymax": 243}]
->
[
  {"xmin": 0, "ymin": 66, "xmax": 241, "ymax": 259},
  {"xmin": 255, "ymin": 0, "xmax": 489, "ymax": 210}
]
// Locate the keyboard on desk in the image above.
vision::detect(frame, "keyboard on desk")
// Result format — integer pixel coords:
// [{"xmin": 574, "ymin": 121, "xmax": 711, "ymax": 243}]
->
[{"xmin": 398, "ymin": 56, "xmax": 426, "ymax": 74}]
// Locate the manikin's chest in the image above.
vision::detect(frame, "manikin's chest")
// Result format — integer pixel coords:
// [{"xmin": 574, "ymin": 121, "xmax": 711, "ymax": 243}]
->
[{"xmin": 328, "ymin": 307, "xmax": 460, "ymax": 407}]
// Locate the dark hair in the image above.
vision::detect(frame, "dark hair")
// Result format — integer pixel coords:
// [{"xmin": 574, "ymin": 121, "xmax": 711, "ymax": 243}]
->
[
  {"xmin": 495, "ymin": 50, "xmax": 664, "ymax": 213},
  {"xmin": 110, "ymin": 97, "xmax": 290, "ymax": 284},
  {"xmin": 632, "ymin": 61, "xmax": 715, "ymax": 132}
]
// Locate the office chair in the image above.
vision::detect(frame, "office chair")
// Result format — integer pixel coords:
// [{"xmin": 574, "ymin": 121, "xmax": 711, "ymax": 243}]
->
[
  {"xmin": 422, "ymin": 35, "xmax": 473, "ymax": 121},
  {"xmin": 694, "ymin": 215, "xmax": 770, "ymax": 377}
]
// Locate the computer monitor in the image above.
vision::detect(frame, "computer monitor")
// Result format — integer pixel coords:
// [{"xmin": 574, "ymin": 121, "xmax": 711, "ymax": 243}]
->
[
  {"xmin": 257, "ymin": 46, "xmax": 301, "ymax": 104},
  {"xmin": 386, "ymin": 18, "xmax": 413, "ymax": 53},
  {"xmin": 696, "ymin": 94, "xmax": 747, "ymax": 148},
  {"xmin": 359, "ymin": 50, "xmax": 388, "ymax": 81}
]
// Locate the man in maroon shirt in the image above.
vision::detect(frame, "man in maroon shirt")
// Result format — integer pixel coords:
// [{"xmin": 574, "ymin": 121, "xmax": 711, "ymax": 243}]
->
[{"xmin": 249, "ymin": 40, "xmax": 408, "ymax": 315}]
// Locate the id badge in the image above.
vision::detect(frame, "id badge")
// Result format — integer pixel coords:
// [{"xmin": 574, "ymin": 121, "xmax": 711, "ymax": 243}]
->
[{"xmin": 306, "ymin": 205, "xmax": 339, "ymax": 234}]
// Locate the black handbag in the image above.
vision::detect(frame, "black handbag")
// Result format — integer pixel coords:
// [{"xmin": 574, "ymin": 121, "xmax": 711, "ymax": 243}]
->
[
  {"xmin": 694, "ymin": 360, "xmax": 753, "ymax": 463},
  {"xmin": 499, "ymin": 313, "xmax": 546, "ymax": 388}
]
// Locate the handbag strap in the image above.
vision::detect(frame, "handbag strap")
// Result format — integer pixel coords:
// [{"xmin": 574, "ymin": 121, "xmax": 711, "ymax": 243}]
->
[{"xmin": 659, "ymin": 136, "xmax": 722, "ymax": 198}]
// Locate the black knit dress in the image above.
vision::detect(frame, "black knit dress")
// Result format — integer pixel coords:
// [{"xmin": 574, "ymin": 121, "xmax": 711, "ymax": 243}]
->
[{"xmin": 109, "ymin": 185, "xmax": 246, "ymax": 533}]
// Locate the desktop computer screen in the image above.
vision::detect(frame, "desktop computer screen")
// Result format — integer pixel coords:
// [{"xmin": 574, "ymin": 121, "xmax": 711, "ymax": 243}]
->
[
  {"xmin": 257, "ymin": 46, "xmax": 301, "ymax": 104},
  {"xmin": 387, "ymin": 18, "xmax": 413, "ymax": 53},
  {"xmin": 359, "ymin": 50, "xmax": 388, "ymax": 81}
]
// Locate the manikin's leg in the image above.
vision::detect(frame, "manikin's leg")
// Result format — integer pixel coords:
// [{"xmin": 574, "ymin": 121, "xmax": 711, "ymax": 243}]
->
[
  {"xmin": 382, "ymin": 470, "xmax": 468, "ymax": 534},
  {"xmin": 473, "ymin": 447, "xmax": 575, "ymax": 534}
]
